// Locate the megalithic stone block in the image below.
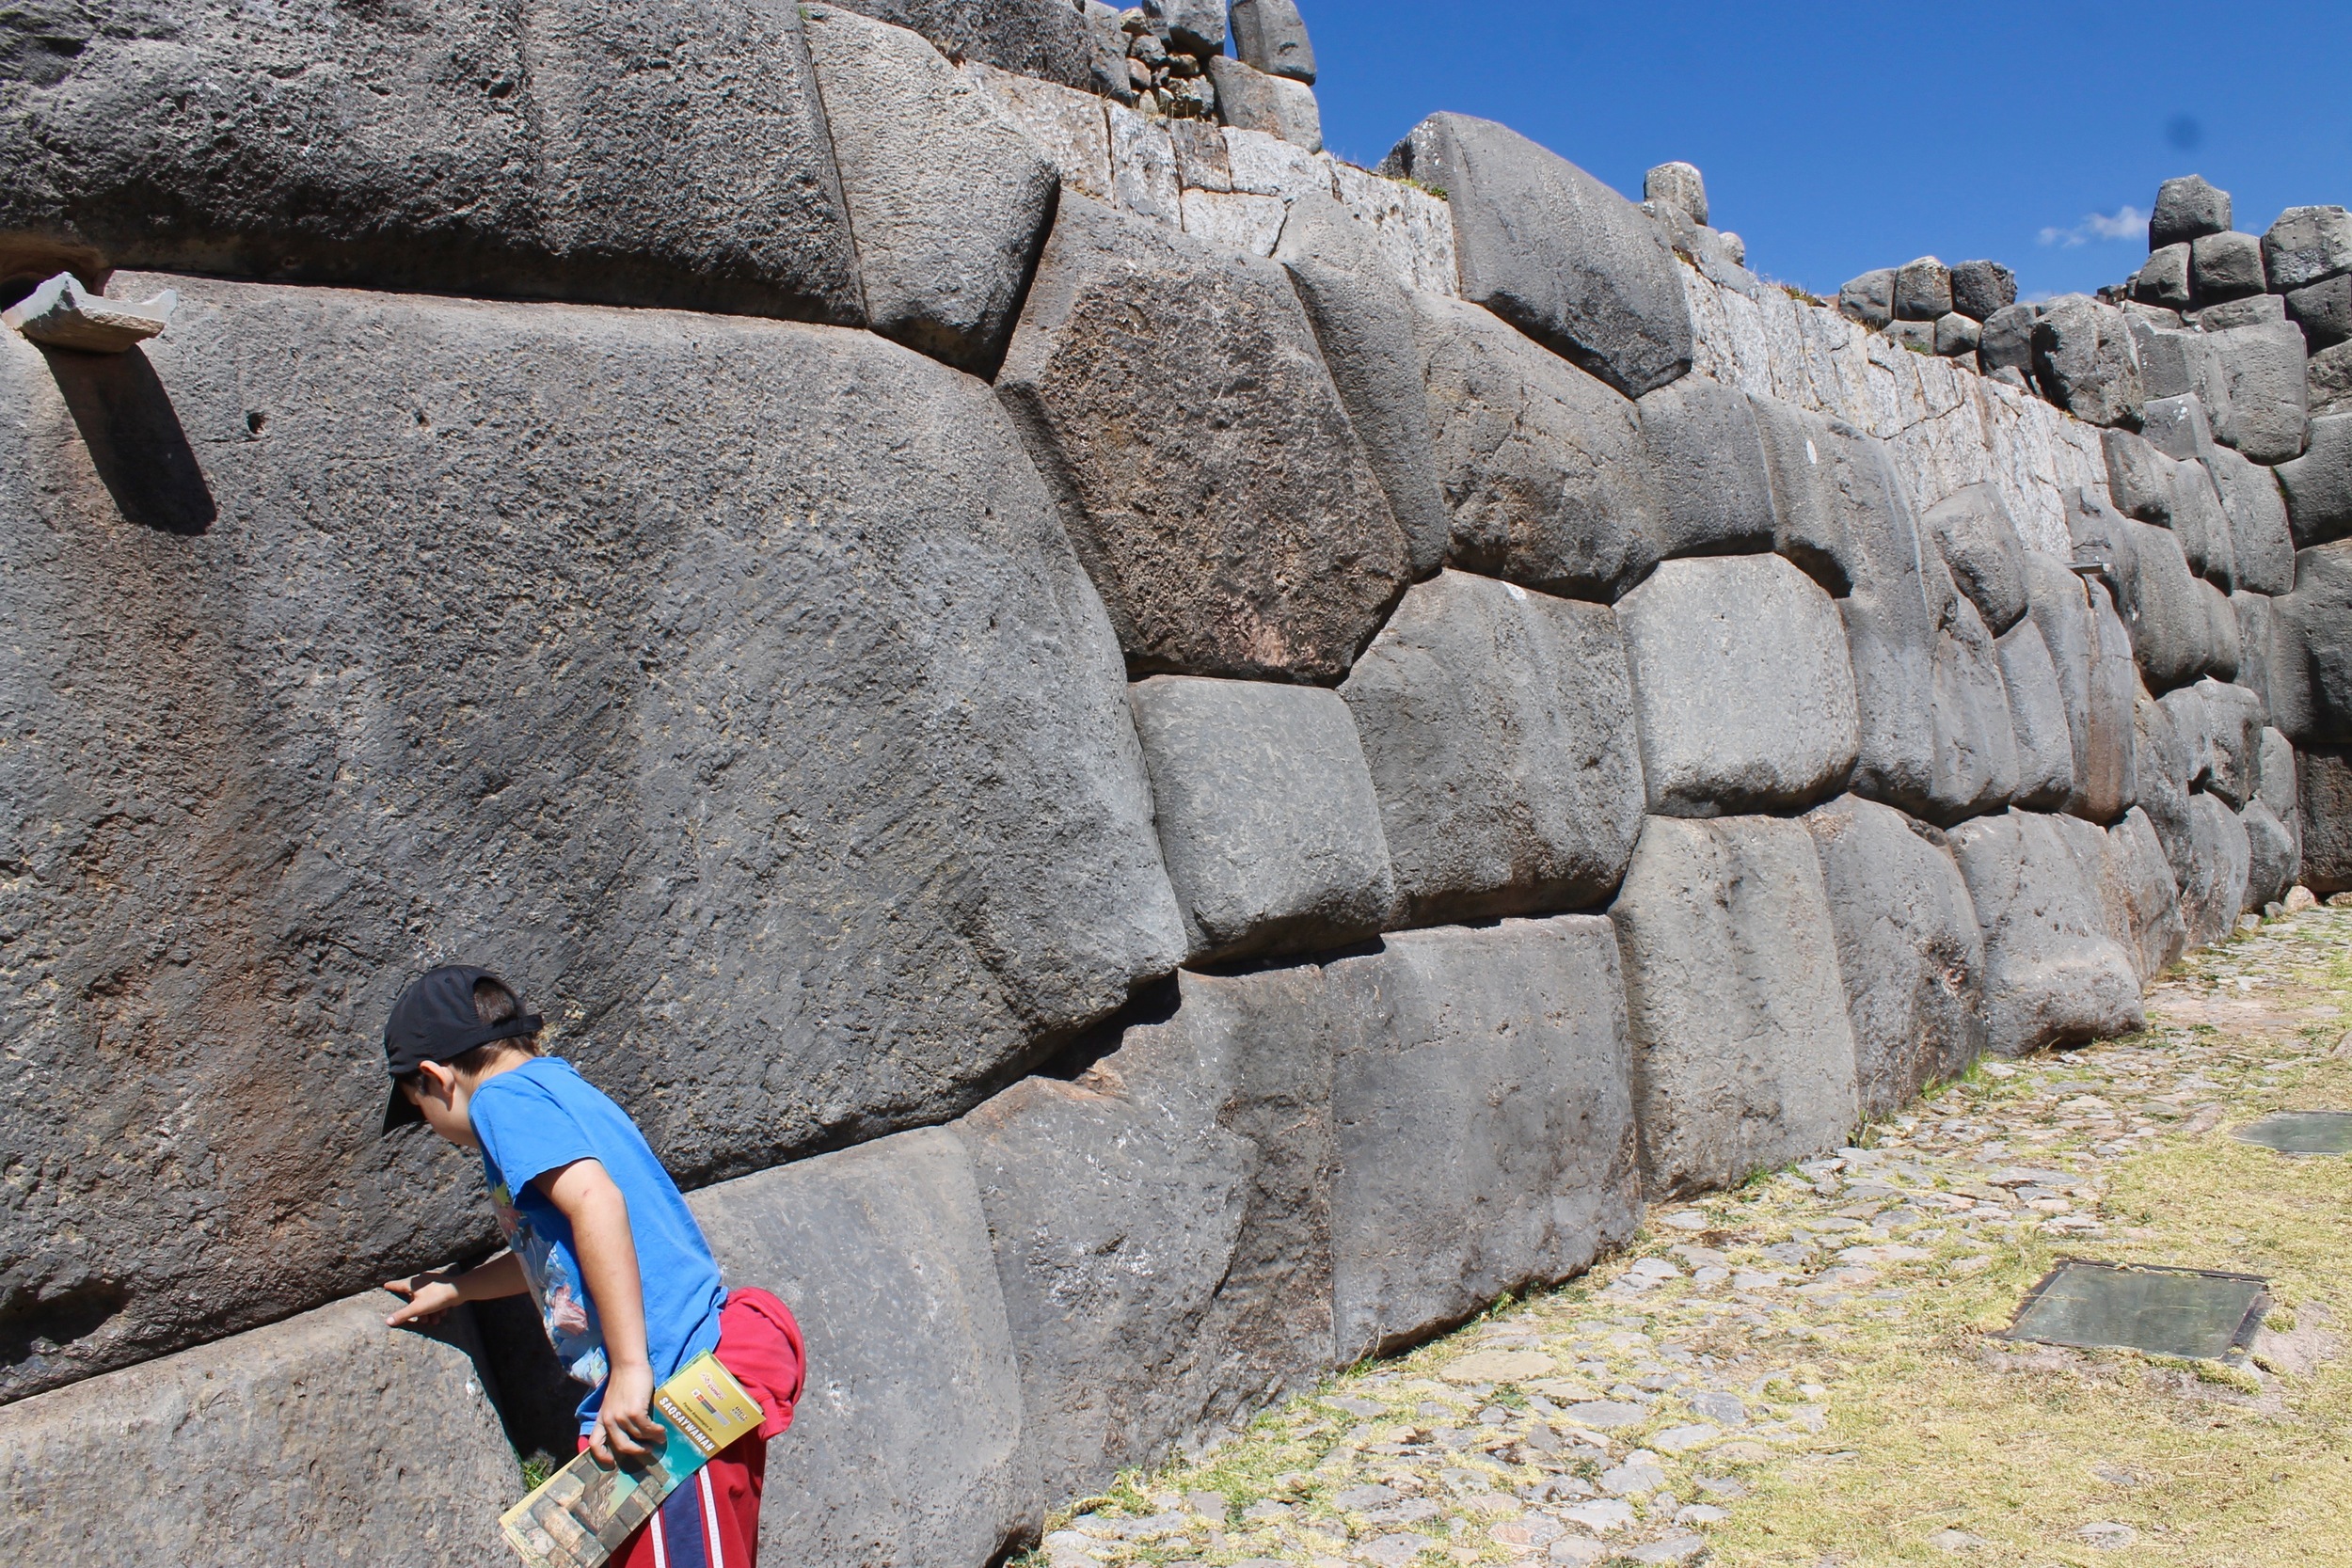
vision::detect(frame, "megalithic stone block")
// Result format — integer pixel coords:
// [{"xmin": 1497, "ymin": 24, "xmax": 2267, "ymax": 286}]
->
[
  {"xmin": 690, "ymin": 1129, "xmax": 1041, "ymax": 1568},
  {"xmin": 998, "ymin": 196, "xmax": 1408, "ymax": 682},
  {"xmin": 1229, "ymin": 0, "xmax": 1317, "ymax": 83},
  {"xmin": 1128, "ymin": 675, "xmax": 1397, "ymax": 963},
  {"xmin": 1326, "ymin": 917, "xmax": 1642, "ymax": 1357},
  {"xmin": 2169, "ymin": 457, "xmax": 2237, "ymax": 587},
  {"xmin": 0, "ymin": 280, "xmax": 1186, "ymax": 1402},
  {"xmin": 0, "ymin": 0, "xmax": 863, "ymax": 322},
  {"xmin": 2106, "ymin": 806, "xmax": 2187, "ymax": 981},
  {"xmin": 1275, "ymin": 191, "xmax": 1451, "ymax": 577},
  {"xmin": 803, "ymin": 6, "xmax": 1057, "ymax": 374},
  {"xmin": 2122, "ymin": 516, "xmax": 2217, "ymax": 692},
  {"xmin": 2207, "ymin": 320, "xmax": 2312, "ymax": 465},
  {"xmin": 2263, "ymin": 204, "xmax": 2352, "ymax": 291},
  {"xmin": 0, "ymin": 1294, "xmax": 516, "ymax": 1568},
  {"xmin": 1338, "ymin": 571, "xmax": 1644, "ymax": 924},
  {"xmin": 2273, "ymin": 540, "xmax": 2352, "ymax": 745},
  {"xmin": 2178, "ymin": 792, "xmax": 2253, "ymax": 945},
  {"xmin": 1410, "ymin": 291, "xmax": 1663, "ymax": 600},
  {"xmin": 2133, "ymin": 677, "xmax": 2196, "ymax": 876},
  {"xmin": 2033, "ymin": 295, "xmax": 2145, "ymax": 429},
  {"xmin": 1637, "ymin": 376, "xmax": 1781, "ymax": 561},
  {"xmin": 1615, "ymin": 554, "xmax": 1860, "ymax": 816},
  {"xmin": 2244, "ymin": 797, "xmax": 2299, "ymax": 910},
  {"xmin": 827, "ymin": 0, "xmax": 1128, "ymax": 96},
  {"xmin": 1803, "ymin": 796, "xmax": 1987, "ymax": 1117},
  {"xmin": 1381, "ymin": 113, "xmax": 1694, "ymax": 398},
  {"xmin": 2101, "ymin": 429, "xmax": 2175, "ymax": 528},
  {"xmin": 1947, "ymin": 810, "xmax": 2145, "ymax": 1056},
  {"xmin": 2234, "ymin": 588, "xmax": 2280, "ymax": 719},
  {"xmin": 1610, "ymin": 815, "xmax": 1861, "ymax": 1196},
  {"xmin": 1925, "ymin": 483, "xmax": 2031, "ymax": 634},
  {"xmin": 1999, "ymin": 615, "xmax": 2078, "ymax": 812},
  {"xmin": 2257, "ymin": 726, "xmax": 2302, "ymax": 865},
  {"xmin": 2299, "ymin": 746, "xmax": 2352, "ymax": 894},
  {"xmin": 2024, "ymin": 552, "xmax": 2137, "ymax": 824},
  {"xmin": 958, "ymin": 963, "xmax": 1339, "ymax": 1501},
  {"xmin": 2208, "ymin": 447, "xmax": 2296, "ymax": 595},
  {"xmin": 2276, "ymin": 413, "xmax": 2352, "ymax": 548}
]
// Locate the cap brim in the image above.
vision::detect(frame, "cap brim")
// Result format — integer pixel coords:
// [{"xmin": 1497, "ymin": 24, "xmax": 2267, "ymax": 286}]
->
[{"xmin": 383, "ymin": 1082, "xmax": 425, "ymax": 1133}]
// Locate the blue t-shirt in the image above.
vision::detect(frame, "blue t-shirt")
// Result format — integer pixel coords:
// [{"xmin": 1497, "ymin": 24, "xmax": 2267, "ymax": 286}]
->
[{"xmin": 467, "ymin": 1057, "xmax": 726, "ymax": 1434}]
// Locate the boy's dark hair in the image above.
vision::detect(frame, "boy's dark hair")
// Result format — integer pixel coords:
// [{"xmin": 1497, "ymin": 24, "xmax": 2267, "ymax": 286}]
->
[{"xmin": 397, "ymin": 977, "xmax": 542, "ymax": 1090}]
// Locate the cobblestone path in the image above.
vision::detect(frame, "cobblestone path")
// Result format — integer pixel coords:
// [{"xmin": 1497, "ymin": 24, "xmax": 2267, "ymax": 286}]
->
[{"xmin": 1030, "ymin": 906, "xmax": 2352, "ymax": 1568}]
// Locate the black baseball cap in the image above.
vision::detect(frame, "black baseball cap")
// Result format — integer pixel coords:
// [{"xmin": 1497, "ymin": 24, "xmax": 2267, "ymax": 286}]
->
[{"xmin": 381, "ymin": 964, "xmax": 543, "ymax": 1132}]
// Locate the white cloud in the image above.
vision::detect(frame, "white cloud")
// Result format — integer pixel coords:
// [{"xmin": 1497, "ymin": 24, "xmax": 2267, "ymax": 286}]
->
[{"xmin": 2038, "ymin": 206, "xmax": 2149, "ymax": 248}]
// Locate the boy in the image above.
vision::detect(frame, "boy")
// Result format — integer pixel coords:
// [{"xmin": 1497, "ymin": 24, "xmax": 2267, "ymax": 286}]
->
[{"xmin": 378, "ymin": 964, "xmax": 802, "ymax": 1568}]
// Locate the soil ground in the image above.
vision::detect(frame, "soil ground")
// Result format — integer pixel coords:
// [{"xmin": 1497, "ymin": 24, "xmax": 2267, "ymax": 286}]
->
[{"xmin": 1025, "ymin": 906, "xmax": 2352, "ymax": 1568}]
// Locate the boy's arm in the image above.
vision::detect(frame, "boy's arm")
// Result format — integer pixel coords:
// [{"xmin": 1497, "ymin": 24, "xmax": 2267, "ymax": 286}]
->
[
  {"xmin": 382, "ymin": 1251, "xmax": 529, "ymax": 1327},
  {"xmin": 537, "ymin": 1158, "xmax": 667, "ymax": 1469}
]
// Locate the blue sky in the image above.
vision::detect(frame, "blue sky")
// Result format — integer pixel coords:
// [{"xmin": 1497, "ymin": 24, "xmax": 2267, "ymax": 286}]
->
[{"xmin": 1303, "ymin": 1, "xmax": 2352, "ymax": 301}]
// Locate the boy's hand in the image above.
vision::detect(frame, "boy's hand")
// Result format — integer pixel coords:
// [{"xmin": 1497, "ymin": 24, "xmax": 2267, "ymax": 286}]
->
[
  {"xmin": 383, "ymin": 1274, "xmax": 464, "ymax": 1327},
  {"xmin": 586, "ymin": 1360, "xmax": 664, "ymax": 1469}
]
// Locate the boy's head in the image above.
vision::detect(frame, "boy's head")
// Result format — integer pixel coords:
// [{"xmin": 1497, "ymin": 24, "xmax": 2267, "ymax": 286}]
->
[{"xmin": 382, "ymin": 965, "xmax": 544, "ymax": 1145}]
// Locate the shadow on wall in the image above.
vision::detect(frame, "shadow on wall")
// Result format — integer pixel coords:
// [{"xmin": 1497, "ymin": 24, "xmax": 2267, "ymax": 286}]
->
[{"xmin": 42, "ymin": 344, "xmax": 215, "ymax": 534}]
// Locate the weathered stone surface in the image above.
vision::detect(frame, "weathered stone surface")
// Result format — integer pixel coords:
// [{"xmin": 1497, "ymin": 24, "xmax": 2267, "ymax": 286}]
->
[
  {"xmin": 691, "ymin": 1129, "xmax": 1039, "ymax": 1568},
  {"xmin": 2194, "ymin": 293, "xmax": 2287, "ymax": 332},
  {"xmin": 2103, "ymin": 428, "xmax": 2175, "ymax": 527},
  {"xmin": 998, "ymin": 197, "xmax": 1407, "ymax": 681},
  {"xmin": 2134, "ymin": 678, "xmax": 2196, "ymax": 876},
  {"xmin": 1610, "ymin": 816, "xmax": 1861, "ymax": 1195},
  {"xmin": 804, "ymin": 6, "xmax": 1057, "ymax": 374},
  {"xmin": 0, "ymin": 279, "xmax": 1187, "ymax": 1401},
  {"xmin": 2299, "ymin": 747, "xmax": 2352, "ymax": 893},
  {"xmin": 2258, "ymin": 726, "xmax": 2301, "ymax": 859},
  {"xmin": 2201, "ymin": 446, "xmax": 2296, "ymax": 594},
  {"xmin": 1644, "ymin": 162, "xmax": 1708, "ymax": 226},
  {"xmin": 969, "ymin": 64, "xmax": 1116, "ymax": 202},
  {"xmin": 0, "ymin": 0, "xmax": 862, "ymax": 322},
  {"xmin": 2314, "ymin": 341, "xmax": 2352, "ymax": 418},
  {"xmin": 1275, "ymin": 192, "xmax": 1449, "ymax": 578},
  {"xmin": 1935, "ymin": 311, "xmax": 1982, "ymax": 357},
  {"xmin": 2141, "ymin": 388, "xmax": 2226, "ymax": 466},
  {"xmin": 1229, "ymin": 0, "xmax": 1316, "ymax": 83},
  {"xmin": 1925, "ymin": 483, "xmax": 2030, "ymax": 633},
  {"xmin": 1615, "ymin": 555, "xmax": 1859, "ymax": 816},
  {"xmin": 2191, "ymin": 231, "xmax": 2267, "ymax": 301},
  {"xmin": 1339, "ymin": 572, "xmax": 1643, "ymax": 924},
  {"xmin": 1327, "ymin": 918, "xmax": 1642, "ymax": 1356},
  {"xmin": 2163, "ymin": 678, "xmax": 2265, "ymax": 809},
  {"xmin": 1637, "ymin": 376, "xmax": 1779, "ymax": 560},
  {"xmin": 2277, "ymin": 413, "xmax": 2352, "ymax": 548},
  {"xmin": 1106, "ymin": 101, "xmax": 1181, "ymax": 221},
  {"xmin": 2263, "ymin": 205, "xmax": 2352, "ymax": 292},
  {"xmin": 2201, "ymin": 577, "xmax": 2244, "ymax": 681},
  {"xmin": 1891, "ymin": 257, "xmax": 1952, "ymax": 322},
  {"xmin": 2151, "ymin": 175, "xmax": 2232, "ymax": 248},
  {"xmin": 1845, "ymin": 585, "xmax": 2020, "ymax": 825},
  {"xmin": 2243, "ymin": 798, "xmax": 2299, "ymax": 910},
  {"xmin": 1979, "ymin": 302, "xmax": 2038, "ymax": 380},
  {"xmin": 1950, "ymin": 259, "xmax": 2017, "ymax": 322},
  {"xmin": 834, "ymin": 0, "xmax": 1125, "ymax": 95},
  {"xmin": 1839, "ymin": 269, "xmax": 1896, "ymax": 328},
  {"xmin": 2134, "ymin": 244, "xmax": 2193, "ymax": 309},
  {"xmin": 1999, "ymin": 616, "xmax": 2077, "ymax": 811},
  {"xmin": 2121, "ymin": 517, "xmax": 2215, "ymax": 691},
  {"xmin": 1947, "ymin": 811, "xmax": 2146, "ymax": 1056},
  {"xmin": 2034, "ymin": 295, "xmax": 2144, "ymax": 428},
  {"xmin": 2177, "ymin": 792, "xmax": 2253, "ymax": 946},
  {"xmin": 1802, "ymin": 796, "xmax": 1986, "ymax": 1117},
  {"xmin": 1383, "ymin": 113, "xmax": 1694, "ymax": 398},
  {"xmin": 2233, "ymin": 589, "xmax": 2280, "ymax": 714},
  {"xmin": 2170, "ymin": 455, "xmax": 2236, "ymax": 586},
  {"xmin": 2285, "ymin": 275, "xmax": 2352, "ymax": 350},
  {"xmin": 0, "ymin": 1292, "xmax": 515, "ymax": 1567},
  {"xmin": 2208, "ymin": 321, "xmax": 2311, "ymax": 464},
  {"xmin": 2273, "ymin": 540, "xmax": 2352, "ymax": 745},
  {"xmin": 1411, "ymin": 291, "xmax": 1662, "ymax": 598},
  {"xmin": 2106, "ymin": 807, "xmax": 2186, "ymax": 982},
  {"xmin": 1205, "ymin": 57, "xmax": 1322, "ymax": 153},
  {"xmin": 960, "ymin": 962, "xmax": 1334, "ymax": 1502},
  {"xmin": 1128, "ymin": 676, "xmax": 1395, "ymax": 962}
]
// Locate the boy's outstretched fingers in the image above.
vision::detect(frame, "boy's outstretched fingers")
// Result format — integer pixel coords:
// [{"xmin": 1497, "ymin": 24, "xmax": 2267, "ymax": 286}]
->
[{"xmin": 381, "ymin": 1275, "xmax": 460, "ymax": 1327}]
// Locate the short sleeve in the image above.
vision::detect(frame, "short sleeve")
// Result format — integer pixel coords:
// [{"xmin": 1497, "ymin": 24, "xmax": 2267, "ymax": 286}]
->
[{"xmin": 469, "ymin": 1073, "xmax": 601, "ymax": 1197}]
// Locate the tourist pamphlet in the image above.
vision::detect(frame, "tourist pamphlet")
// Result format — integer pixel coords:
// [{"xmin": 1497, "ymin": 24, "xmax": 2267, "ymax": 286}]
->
[{"xmin": 499, "ymin": 1353, "xmax": 764, "ymax": 1568}]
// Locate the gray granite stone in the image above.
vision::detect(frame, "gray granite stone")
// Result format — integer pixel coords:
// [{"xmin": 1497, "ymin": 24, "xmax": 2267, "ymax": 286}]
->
[
  {"xmin": 2150, "ymin": 175, "xmax": 2231, "ymax": 248},
  {"xmin": 2190, "ymin": 230, "xmax": 2268, "ymax": 303},
  {"xmin": 1949, "ymin": 260, "xmax": 2017, "ymax": 322},
  {"xmin": 2207, "ymin": 321, "xmax": 2310, "ymax": 464},
  {"xmin": 2262, "ymin": 205, "xmax": 2352, "ymax": 292},
  {"xmin": 1893, "ymin": 257, "xmax": 1953, "ymax": 322},
  {"xmin": 1947, "ymin": 811, "xmax": 2145, "ymax": 1056},
  {"xmin": 1839, "ymin": 269, "xmax": 1896, "ymax": 329},
  {"xmin": 2000, "ymin": 616, "xmax": 2078, "ymax": 812},
  {"xmin": 1637, "ymin": 376, "xmax": 1780, "ymax": 561},
  {"xmin": 2106, "ymin": 807, "xmax": 2186, "ymax": 981},
  {"xmin": 2208, "ymin": 447, "xmax": 2296, "ymax": 594},
  {"xmin": 2276, "ymin": 413, "xmax": 2352, "ymax": 548},
  {"xmin": 1229, "ymin": 0, "xmax": 1316, "ymax": 83},
  {"xmin": 1925, "ymin": 483, "xmax": 2031, "ymax": 634},
  {"xmin": 2034, "ymin": 295, "xmax": 2145, "ymax": 428}
]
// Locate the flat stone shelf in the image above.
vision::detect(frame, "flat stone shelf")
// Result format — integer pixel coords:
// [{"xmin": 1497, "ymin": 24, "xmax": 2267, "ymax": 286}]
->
[
  {"xmin": 2233, "ymin": 1110, "xmax": 2352, "ymax": 1155},
  {"xmin": 1999, "ymin": 1259, "xmax": 2269, "ymax": 1361}
]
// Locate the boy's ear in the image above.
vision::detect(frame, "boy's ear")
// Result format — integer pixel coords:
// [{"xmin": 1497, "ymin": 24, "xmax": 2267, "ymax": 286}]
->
[{"xmin": 415, "ymin": 1060, "xmax": 460, "ymax": 1102}]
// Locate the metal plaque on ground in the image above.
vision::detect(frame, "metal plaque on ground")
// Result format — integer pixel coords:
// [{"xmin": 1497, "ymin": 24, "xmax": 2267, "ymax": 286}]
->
[
  {"xmin": 2233, "ymin": 1111, "xmax": 2352, "ymax": 1155},
  {"xmin": 1999, "ymin": 1259, "xmax": 2269, "ymax": 1361}
]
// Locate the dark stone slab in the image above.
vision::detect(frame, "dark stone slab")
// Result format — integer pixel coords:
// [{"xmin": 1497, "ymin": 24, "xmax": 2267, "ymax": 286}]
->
[
  {"xmin": 1637, "ymin": 376, "xmax": 1780, "ymax": 562},
  {"xmin": 1947, "ymin": 810, "xmax": 2145, "ymax": 1056},
  {"xmin": 829, "ymin": 0, "xmax": 1125, "ymax": 96},
  {"xmin": 2150, "ymin": 176, "xmax": 2231, "ymax": 249},
  {"xmin": 2300, "ymin": 746, "xmax": 2352, "ymax": 894}
]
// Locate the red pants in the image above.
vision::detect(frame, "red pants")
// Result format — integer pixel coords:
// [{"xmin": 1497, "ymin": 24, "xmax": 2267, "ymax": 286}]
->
[{"xmin": 581, "ymin": 1290, "xmax": 804, "ymax": 1568}]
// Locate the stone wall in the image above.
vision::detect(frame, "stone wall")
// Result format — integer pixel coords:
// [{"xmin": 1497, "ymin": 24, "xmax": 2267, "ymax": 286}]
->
[{"xmin": 1, "ymin": 3, "xmax": 2341, "ymax": 1562}]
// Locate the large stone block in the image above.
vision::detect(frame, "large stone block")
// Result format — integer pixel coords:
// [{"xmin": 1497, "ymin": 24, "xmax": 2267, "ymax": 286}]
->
[
  {"xmin": 691, "ymin": 1129, "xmax": 1039, "ymax": 1568},
  {"xmin": 1925, "ymin": 483, "xmax": 2031, "ymax": 635},
  {"xmin": 1803, "ymin": 797, "xmax": 1986, "ymax": 1117},
  {"xmin": 2263, "ymin": 204, "xmax": 2352, "ymax": 290},
  {"xmin": 998, "ymin": 197, "xmax": 1408, "ymax": 682},
  {"xmin": 1638, "ymin": 376, "xmax": 1780, "ymax": 560},
  {"xmin": 1381, "ymin": 113, "xmax": 1693, "ymax": 398},
  {"xmin": 2192, "ymin": 230, "xmax": 2268, "ymax": 302},
  {"xmin": 2169, "ymin": 455, "xmax": 2237, "ymax": 587},
  {"xmin": 2151, "ymin": 175, "xmax": 2231, "ymax": 248},
  {"xmin": 1206, "ymin": 56, "xmax": 1323, "ymax": 153},
  {"xmin": 0, "ymin": 279, "xmax": 1185, "ymax": 1401},
  {"xmin": 0, "ymin": 0, "xmax": 861, "ymax": 322},
  {"xmin": 2234, "ymin": 589, "xmax": 2280, "ymax": 714},
  {"xmin": 1610, "ymin": 815, "xmax": 1860, "ymax": 1196},
  {"xmin": 1338, "ymin": 571, "xmax": 1644, "ymax": 924},
  {"xmin": 2208, "ymin": 321, "xmax": 2311, "ymax": 464},
  {"xmin": 2121, "ymin": 516, "xmax": 2217, "ymax": 691},
  {"xmin": 1411, "ymin": 291, "xmax": 1661, "ymax": 600},
  {"xmin": 2286, "ymin": 275, "xmax": 2352, "ymax": 350},
  {"xmin": 1230, "ymin": 0, "xmax": 1317, "ymax": 83},
  {"xmin": 2106, "ymin": 807, "xmax": 2186, "ymax": 982},
  {"xmin": 2257, "ymin": 726, "xmax": 2302, "ymax": 865},
  {"xmin": 1274, "ymin": 192, "xmax": 1450, "ymax": 577},
  {"xmin": 2163, "ymin": 677, "xmax": 2265, "ymax": 809},
  {"xmin": 2102, "ymin": 428, "xmax": 2176, "ymax": 526},
  {"xmin": 2244, "ymin": 798, "xmax": 2299, "ymax": 910},
  {"xmin": 803, "ymin": 6, "xmax": 1057, "ymax": 374},
  {"xmin": 2276, "ymin": 413, "xmax": 2352, "ymax": 548},
  {"xmin": 1999, "ymin": 616, "xmax": 2077, "ymax": 811},
  {"xmin": 0, "ymin": 1293, "xmax": 516, "ymax": 1567},
  {"xmin": 1615, "ymin": 554, "xmax": 1860, "ymax": 816},
  {"xmin": 2201, "ymin": 453, "xmax": 2296, "ymax": 601},
  {"xmin": 1326, "ymin": 919, "xmax": 1641, "ymax": 1356},
  {"xmin": 2033, "ymin": 295, "xmax": 2144, "ymax": 428},
  {"xmin": 960, "ymin": 962, "xmax": 1332, "ymax": 1503},
  {"xmin": 830, "ymin": 0, "xmax": 1125, "ymax": 96},
  {"xmin": 1128, "ymin": 676, "xmax": 1396, "ymax": 962},
  {"xmin": 2177, "ymin": 792, "xmax": 2253, "ymax": 947},
  {"xmin": 2299, "ymin": 747, "xmax": 2352, "ymax": 894},
  {"xmin": 1947, "ymin": 811, "xmax": 2145, "ymax": 1056},
  {"xmin": 2273, "ymin": 540, "xmax": 2352, "ymax": 745}
]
